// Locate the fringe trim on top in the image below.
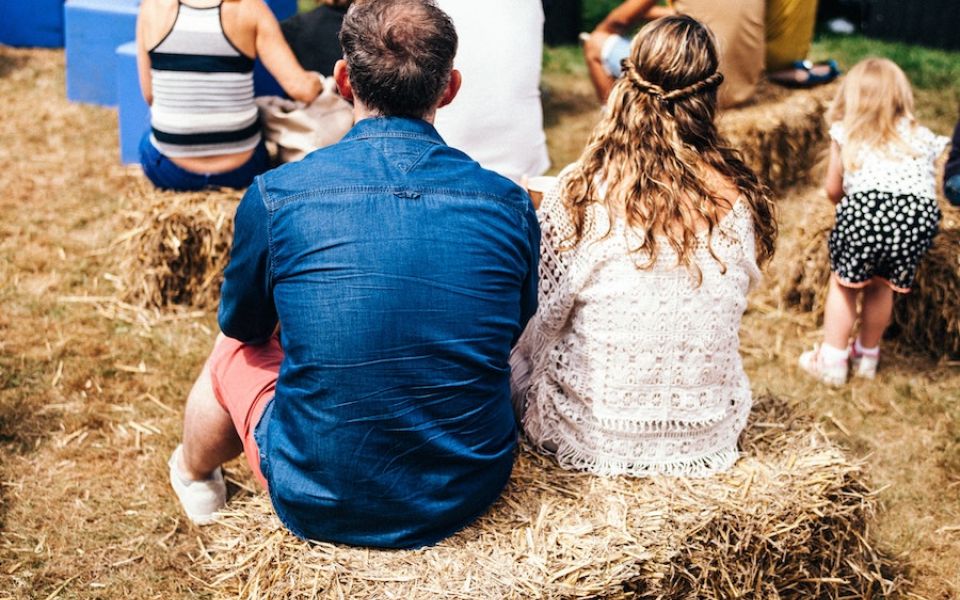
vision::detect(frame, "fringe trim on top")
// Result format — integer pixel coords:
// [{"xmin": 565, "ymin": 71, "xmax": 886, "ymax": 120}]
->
[{"xmin": 527, "ymin": 423, "xmax": 742, "ymax": 478}]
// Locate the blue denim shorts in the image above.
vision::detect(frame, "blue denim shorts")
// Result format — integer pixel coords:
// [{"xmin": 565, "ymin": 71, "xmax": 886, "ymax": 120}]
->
[
  {"xmin": 139, "ymin": 133, "xmax": 270, "ymax": 192},
  {"xmin": 601, "ymin": 34, "xmax": 632, "ymax": 78},
  {"xmin": 945, "ymin": 174, "xmax": 960, "ymax": 207}
]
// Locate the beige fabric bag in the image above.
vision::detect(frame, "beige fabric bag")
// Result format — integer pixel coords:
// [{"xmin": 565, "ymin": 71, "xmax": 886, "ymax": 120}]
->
[{"xmin": 256, "ymin": 76, "xmax": 354, "ymax": 164}]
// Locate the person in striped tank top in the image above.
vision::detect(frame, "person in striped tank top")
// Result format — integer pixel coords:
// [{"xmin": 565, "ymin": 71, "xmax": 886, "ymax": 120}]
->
[{"xmin": 136, "ymin": 0, "xmax": 323, "ymax": 191}]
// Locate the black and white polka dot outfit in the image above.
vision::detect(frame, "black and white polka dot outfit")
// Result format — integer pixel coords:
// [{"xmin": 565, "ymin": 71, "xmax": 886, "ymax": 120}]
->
[{"xmin": 828, "ymin": 119, "xmax": 949, "ymax": 293}]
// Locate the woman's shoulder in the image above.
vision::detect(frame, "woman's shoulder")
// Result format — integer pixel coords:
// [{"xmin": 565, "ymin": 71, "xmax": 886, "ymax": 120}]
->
[{"xmin": 138, "ymin": 0, "xmax": 180, "ymax": 49}]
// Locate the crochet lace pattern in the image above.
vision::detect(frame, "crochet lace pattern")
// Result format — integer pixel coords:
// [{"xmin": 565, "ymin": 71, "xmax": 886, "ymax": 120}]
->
[{"xmin": 513, "ymin": 178, "xmax": 762, "ymax": 477}]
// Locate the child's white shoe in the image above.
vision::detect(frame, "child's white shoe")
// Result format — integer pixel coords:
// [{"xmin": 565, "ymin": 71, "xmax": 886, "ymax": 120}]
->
[
  {"xmin": 799, "ymin": 344, "xmax": 849, "ymax": 386},
  {"xmin": 849, "ymin": 342, "xmax": 879, "ymax": 379},
  {"xmin": 168, "ymin": 445, "xmax": 226, "ymax": 525}
]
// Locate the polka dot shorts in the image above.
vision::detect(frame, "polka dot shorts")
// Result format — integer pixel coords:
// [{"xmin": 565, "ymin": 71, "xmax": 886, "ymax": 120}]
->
[{"xmin": 828, "ymin": 190, "xmax": 941, "ymax": 293}]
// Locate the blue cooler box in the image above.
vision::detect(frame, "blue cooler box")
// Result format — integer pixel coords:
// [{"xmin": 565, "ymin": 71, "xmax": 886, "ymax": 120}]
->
[
  {"xmin": 65, "ymin": 0, "xmax": 139, "ymax": 106},
  {"xmin": 0, "ymin": 0, "xmax": 66, "ymax": 48}
]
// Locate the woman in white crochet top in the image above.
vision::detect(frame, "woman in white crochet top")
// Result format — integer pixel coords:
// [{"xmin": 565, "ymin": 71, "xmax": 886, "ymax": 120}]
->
[{"xmin": 512, "ymin": 15, "xmax": 778, "ymax": 477}]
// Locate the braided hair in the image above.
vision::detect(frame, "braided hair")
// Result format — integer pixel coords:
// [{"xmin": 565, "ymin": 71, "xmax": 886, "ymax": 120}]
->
[
  {"xmin": 621, "ymin": 62, "xmax": 724, "ymax": 104},
  {"xmin": 561, "ymin": 15, "xmax": 777, "ymax": 280}
]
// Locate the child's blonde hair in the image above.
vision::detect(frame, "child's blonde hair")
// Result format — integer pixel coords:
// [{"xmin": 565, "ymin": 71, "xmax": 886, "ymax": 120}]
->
[
  {"xmin": 828, "ymin": 57, "xmax": 917, "ymax": 169},
  {"xmin": 561, "ymin": 15, "xmax": 777, "ymax": 279}
]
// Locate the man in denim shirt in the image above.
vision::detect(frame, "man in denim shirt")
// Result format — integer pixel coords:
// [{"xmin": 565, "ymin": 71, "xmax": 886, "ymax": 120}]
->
[{"xmin": 167, "ymin": 0, "xmax": 540, "ymax": 549}]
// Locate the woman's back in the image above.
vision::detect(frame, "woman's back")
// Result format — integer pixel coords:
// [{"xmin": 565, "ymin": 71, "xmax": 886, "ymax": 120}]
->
[
  {"xmin": 136, "ymin": 0, "xmax": 321, "ymax": 186},
  {"xmin": 147, "ymin": 1, "xmax": 261, "ymax": 159},
  {"xmin": 513, "ymin": 15, "xmax": 776, "ymax": 477},
  {"xmin": 517, "ymin": 185, "xmax": 760, "ymax": 476}
]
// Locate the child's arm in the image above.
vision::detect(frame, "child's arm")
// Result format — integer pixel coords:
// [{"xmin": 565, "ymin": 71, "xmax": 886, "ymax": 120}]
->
[
  {"xmin": 824, "ymin": 141, "xmax": 844, "ymax": 204},
  {"xmin": 247, "ymin": 0, "xmax": 321, "ymax": 104}
]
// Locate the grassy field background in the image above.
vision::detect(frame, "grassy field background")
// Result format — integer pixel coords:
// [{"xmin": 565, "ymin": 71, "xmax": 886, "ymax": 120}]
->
[{"xmin": 0, "ymin": 5, "xmax": 958, "ymax": 599}]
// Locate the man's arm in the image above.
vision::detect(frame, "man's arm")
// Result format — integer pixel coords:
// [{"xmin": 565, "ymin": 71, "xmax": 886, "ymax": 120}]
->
[
  {"xmin": 218, "ymin": 180, "xmax": 279, "ymax": 344},
  {"xmin": 514, "ymin": 202, "xmax": 541, "ymax": 345}
]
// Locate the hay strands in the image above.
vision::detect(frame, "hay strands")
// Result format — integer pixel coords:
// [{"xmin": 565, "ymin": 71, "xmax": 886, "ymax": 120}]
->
[{"xmin": 201, "ymin": 395, "xmax": 900, "ymax": 600}]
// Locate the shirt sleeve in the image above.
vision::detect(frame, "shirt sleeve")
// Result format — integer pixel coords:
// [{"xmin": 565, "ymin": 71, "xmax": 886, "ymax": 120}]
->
[
  {"xmin": 515, "ymin": 196, "xmax": 541, "ymax": 345},
  {"xmin": 218, "ymin": 178, "xmax": 279, "ymax": 345},
  {"xmin": 932, "ymin": 132, "xmax": 951, "ymax": 157},
  {"xmin": 737, "ymin": 206, "xmax": 763, "ymax": 292}
]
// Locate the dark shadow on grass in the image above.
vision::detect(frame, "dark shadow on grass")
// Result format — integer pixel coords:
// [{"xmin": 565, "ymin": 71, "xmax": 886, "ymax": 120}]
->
[{"xmin": 0, "ymin": 356, "xmax": 57, "ymax": 523}]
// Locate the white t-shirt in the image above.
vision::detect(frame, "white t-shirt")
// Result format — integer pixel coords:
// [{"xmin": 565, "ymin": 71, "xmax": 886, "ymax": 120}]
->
[
  {"xmin": 830, "ymin": 119, "xmax": 949, "ymax": 199},
  {"xmin": 433, "ymin": 0, "xmax": 550, "ymax": 183}
]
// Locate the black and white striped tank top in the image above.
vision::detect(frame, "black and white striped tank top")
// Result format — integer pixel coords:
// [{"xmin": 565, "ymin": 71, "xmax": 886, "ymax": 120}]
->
[{"xmin": 148, "ymin": 1, "xmax": 261, "ymax": 158}]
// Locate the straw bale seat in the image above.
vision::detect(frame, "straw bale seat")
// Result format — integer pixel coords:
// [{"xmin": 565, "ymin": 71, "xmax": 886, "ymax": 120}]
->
[
  {"xmin": 113, "ymin": 187, "xmax": 240, "ymax": 310},
  {"xmin": 114, "ymin": 84, "xmax": 836, "ymax": 310},
  {"xmin": 202, "ymin": 395, "xmax": 896, "ymax": 599},
  {"xmin": 784, "ymin": 196, "xmax": 960, "ymax": 358},
  {"xmin": 718, "ymin": 82, "xmax": 837, "ymax": 193}
]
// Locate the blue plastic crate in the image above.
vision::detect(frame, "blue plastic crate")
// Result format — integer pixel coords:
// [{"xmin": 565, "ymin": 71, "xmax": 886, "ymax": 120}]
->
[
  {"xmin": 0, "ymin": 0, "xmax": 66, "ymax": 48},
  {"xmin": 65, "ymin": 0, "xmax": 139, "ymax": 106},
  {"xmin": 116, "ymin": 41, "xmax": 150, "ymax": 165}
]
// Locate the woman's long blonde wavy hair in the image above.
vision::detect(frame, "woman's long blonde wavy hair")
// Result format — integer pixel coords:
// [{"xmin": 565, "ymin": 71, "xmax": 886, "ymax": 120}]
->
[
  {"xmin": 827, "ymin": 57, "xmax": 917, "ymax": 170},
  {"xmin": 561, "ymin": 15, "xmax": 777, "ymax": 279}
]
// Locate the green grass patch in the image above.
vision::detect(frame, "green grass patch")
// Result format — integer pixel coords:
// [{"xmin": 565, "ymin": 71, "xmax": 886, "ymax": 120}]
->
[{"xmin": 811, "ymin": 33, "xmax": 960, "ymax": 96}]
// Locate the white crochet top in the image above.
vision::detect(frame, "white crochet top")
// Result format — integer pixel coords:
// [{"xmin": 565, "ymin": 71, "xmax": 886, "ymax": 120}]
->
[{"xmin": 513, "ymin": 179, "xmax": 761, "ymax": 477}]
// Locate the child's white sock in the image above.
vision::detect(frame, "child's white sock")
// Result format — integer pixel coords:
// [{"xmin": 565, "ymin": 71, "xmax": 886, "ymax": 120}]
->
[
  {"xmin": 820, "ymin": 342, "xmax": 849, "ymax": 363},
  {"xmin": 854, "ymin": 338, "xmax": 879, "ymax": 357}
]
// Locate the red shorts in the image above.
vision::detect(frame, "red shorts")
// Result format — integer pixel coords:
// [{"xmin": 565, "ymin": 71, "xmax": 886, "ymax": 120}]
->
[{"xmin": 206, "ymin": 335, "xmax": 283, "ymax": 489}]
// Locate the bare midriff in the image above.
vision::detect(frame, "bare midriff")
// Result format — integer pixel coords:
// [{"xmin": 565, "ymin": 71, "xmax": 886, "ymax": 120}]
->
[{"xmin": 169, "ymin": 148, "xmax": 257, "ymax": 174}]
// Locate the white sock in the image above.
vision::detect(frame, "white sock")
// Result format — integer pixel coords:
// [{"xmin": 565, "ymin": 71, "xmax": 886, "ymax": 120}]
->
[
  {"xmin": 854, "ymin": 338, "xmax": 879, "ymax": 357},
  {"xmin": 820, "ymin": 342, "xmax": 849, "ymax": 363}
]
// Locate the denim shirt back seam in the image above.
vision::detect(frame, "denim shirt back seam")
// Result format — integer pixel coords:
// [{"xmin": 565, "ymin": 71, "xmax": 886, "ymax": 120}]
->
[
  {"xmin": 257, "ymin": 175, "xmax": 277, "ymax": 291},
  {"xmin": 343, "ymin": 131, "xmax": 444, "ymax": 144}
]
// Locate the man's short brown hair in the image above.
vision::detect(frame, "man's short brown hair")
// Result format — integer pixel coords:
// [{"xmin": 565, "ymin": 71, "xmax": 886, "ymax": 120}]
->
[{"xmin": 339, "ymin": 0, "xmax": 458, "ymax": 118}]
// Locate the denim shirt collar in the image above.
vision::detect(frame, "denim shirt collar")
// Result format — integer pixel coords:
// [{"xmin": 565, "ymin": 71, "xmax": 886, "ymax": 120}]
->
[{"xmin": 341, "ymin": 116, "xmax": 446, "ymax": 146}]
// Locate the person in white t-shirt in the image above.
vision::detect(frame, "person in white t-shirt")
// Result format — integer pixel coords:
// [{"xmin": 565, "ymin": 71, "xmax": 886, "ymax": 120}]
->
[{"xmin": 434, "ymin": 0, "xmax": 550, "ymax": 183}]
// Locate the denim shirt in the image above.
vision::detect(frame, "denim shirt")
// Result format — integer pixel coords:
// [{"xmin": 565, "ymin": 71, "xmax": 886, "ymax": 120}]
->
[{"xmin": 218, "ymin": 117, "xmax": 540, "ymax": 548}]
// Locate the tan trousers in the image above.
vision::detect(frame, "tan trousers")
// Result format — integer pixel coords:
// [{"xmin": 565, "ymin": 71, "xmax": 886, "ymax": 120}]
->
[{"xmin": 672, "ymin": 0, "xmax": 766, "ymax": 108}]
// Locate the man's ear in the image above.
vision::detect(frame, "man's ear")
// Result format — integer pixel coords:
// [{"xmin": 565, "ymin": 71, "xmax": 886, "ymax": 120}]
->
[
  {"xmin": 437, "ymin": 69, "xmax": 462, "ymax": 109},
  {"xmin": 334, "ymin": 59, "xmax": 354, "ymax": 103}
]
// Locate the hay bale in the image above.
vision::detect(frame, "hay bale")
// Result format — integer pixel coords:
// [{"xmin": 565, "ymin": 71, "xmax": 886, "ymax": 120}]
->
[
  {"xmin": 113, "ymin": 187, "xmax": 240, "ymax": 310},
  {"xmin": 719, "ymin": 82, "xmax": 837, "ymax": 193},
  {"xmin": 891, "ymin": 226, "xmax": 960, "ymax": 357},
  {"xmin": 203, "ymin": 395, "xmax": 898, "ymax": 599},
  {"xmin": 783, "ymin": 199, "xmax": 960, "ymax": 358},
  {"xmin": 782, "ymin": 199, "xmax": 835, "ymax": 317},
  {"xmin": 110, "ymin": 84, "xmax": 835, "ymax": 311}
]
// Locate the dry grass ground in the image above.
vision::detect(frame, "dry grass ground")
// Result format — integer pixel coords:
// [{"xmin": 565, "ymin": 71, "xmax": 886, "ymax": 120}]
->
[{"xmin": 0, "ymin": 44, "xmax": 957, "ymax": 599}]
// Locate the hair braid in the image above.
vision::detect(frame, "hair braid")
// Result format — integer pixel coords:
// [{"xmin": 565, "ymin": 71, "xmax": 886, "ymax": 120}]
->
[
  {"xmin": 622, "ymin": 59, "xmax": 723, "ymax": 104},
  {"xmin": 662, "ymin": 72, "xmax": 724, "ymax": 102}
]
